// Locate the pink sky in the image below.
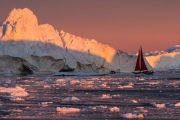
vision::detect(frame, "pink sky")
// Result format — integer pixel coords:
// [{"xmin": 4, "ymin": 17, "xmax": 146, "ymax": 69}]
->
[{"xmin": 0, "ymin": 0, "xmax": 180, "ymax": 53}]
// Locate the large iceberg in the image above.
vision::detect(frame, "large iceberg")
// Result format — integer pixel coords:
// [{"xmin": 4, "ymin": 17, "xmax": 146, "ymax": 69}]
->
[
  {"xmin": 0, "ymin": 8, "xmax": 178, "ymax": 75},
  {"xmin": 0, "ymin": 8, "xmax": 147, "ymax": 74}
]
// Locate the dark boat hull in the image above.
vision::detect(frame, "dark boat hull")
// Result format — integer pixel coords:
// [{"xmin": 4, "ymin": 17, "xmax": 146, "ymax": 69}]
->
[{"xmin": 132, "ymin": 71, "xmax": 154, "ymax": 75}]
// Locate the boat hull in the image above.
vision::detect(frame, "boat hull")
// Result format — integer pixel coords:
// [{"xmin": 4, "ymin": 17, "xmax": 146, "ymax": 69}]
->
[{"xmin": 132, "ymin": 71, "xmax": 154, "ymax": 75}]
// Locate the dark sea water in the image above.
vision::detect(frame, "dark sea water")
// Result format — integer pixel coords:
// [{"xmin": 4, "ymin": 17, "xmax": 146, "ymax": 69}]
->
[{"xmin": 0, "ymin": 71, "xmax": 180, "ymax": 119}]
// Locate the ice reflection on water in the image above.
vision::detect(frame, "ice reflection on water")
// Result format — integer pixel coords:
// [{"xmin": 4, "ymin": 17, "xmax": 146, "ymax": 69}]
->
[{"xmin": 0, "ymin": 71, "xmax": 180, "ymax": 119}]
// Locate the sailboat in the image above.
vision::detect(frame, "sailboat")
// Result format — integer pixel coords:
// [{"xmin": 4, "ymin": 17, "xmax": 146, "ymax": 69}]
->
[{"xmin": 133, "ymin": 45, "xmax": 154, "ymax": 75}]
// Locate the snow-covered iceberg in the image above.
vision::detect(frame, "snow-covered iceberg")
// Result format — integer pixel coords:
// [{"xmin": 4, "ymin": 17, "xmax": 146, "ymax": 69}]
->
[
  {"xmin": 146, "ymin": 46, "xmax": 180, "ymax": 71},
  {"xmin": 0, "ymin": 8, "xmax": 148, "ymax": 74}
]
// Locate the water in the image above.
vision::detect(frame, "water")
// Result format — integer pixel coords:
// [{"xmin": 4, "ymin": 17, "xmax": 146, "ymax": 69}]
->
[{"xmin": 0, "ymin": 71, "xmax": 180, "ymax": 119}]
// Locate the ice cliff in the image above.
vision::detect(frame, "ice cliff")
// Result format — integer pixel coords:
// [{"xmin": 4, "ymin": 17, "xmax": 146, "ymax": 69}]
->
[{"xmin": 1, "ymin": 8, "xmax": 150, "ymax": 74}]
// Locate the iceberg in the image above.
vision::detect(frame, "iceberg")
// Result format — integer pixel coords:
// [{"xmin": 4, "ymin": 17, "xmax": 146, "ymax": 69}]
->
[
  {"xmin": 0, "ymin": 8, "xmax": 141, "ymax": 74},
  {"xmin": 0, "ymin": 8, "xmax": 179, "ymax": 74}
]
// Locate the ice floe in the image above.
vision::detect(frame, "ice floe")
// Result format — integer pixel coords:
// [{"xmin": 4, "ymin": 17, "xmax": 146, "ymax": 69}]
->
[{"xmin": 0, "ymin": 86, "xmax": 28, "ymax": 98}]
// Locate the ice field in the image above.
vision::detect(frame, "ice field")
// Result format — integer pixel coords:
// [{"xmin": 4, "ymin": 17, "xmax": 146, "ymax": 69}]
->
[{"xmin": 0, "ymin": 71, "xmax": 180, "ymax": 119}]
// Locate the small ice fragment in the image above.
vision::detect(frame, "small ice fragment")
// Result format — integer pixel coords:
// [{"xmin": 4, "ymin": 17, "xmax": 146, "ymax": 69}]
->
[
  {"xmin": 70, "ymin": 80, "xmax": 80, "ymax": 85},
  {"xmin": 138, "ymin": 114, "xmax": 144, "ymax": 119},
  {"xmin": 132, "ymin": 100, "xmax": 138, "ymax": 103},
  {"xmin": 10, "ymin": 86, "xmax": 28, "ymax": 97},
  {"xmin": 96, "ymin": 105, "xmax": 107, "ymax": 109},
  {"xmin": 41, "ymin": 102, "xmax": 53, "ymax": 107},
  {"xmin": 12, "ymin": 109, "xmax": 22, "ymax": 113},
  {"xmin": 101, "ymin": 94, "xmax": 112, "ymax": 99},
  {"xmin": 151, "ymin": 102, "xmax": 166, "ymax": 108},
  {"xmin": 109, "ymin": 106, "xmax": 120, "ymax": 112},
  {"xmin": 62, "ymin": 97, "xmax": 80, "ymax": 102},
  {"xmin": 175, "ymin": 102, "xmax": 180, "ymax": 107},
  {"xmin": 123, "ymin": 85, "xmax": 133, "ymax": 88},
  {"xmin": 139, "ymin": 78, "xmax": 145, "ymax": 81},
  {"xmin": 120, "ymin": 113, "xmax": 137, "ymax": 119},
  {"xmin": 43, "ymin": 85, "xmax": 51, "ymax": 88},
  {"xmin": 56, "ymin": 107, "xmax": 80, "ymax": 113},
  {"xmin": 15, "ymin": 97, "xmax": 24, "ymax": 101}
]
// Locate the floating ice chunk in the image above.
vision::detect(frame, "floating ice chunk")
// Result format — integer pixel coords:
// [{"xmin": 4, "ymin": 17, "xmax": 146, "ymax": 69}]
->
[
  {"xmin": 139, "ymin": 78, "xmax": 145, "ymax": 81},
  {"xmin": 88, "ymin": 106, "xmax": 96, "ymax": 110},
  {"xmin": 56, "ymin": 107, "xmax": 80, "ymax": 113},
  {"xmin": 62, "ymin": 97, "xmax": 80, "ymax": 102},
  {"xmin": 136, "ymin": 107, "xmax": 148, "ymax": 113},
  {"xmin": 109, "ymin": 106, "xmax": 120, "ymax": 112},
  {"xmin": 120, "ymin": 113, "xmax": 137, "ymax": 119},
  {"xmin": 10, "ymin": 86, "xmax": 28, "ymax": 97},
  {"xmin": 41, "ymin": 102, "xmax": 53, "ymax": 107},
  {"xmin": 112, "ymin": 94, "xmax": 121, "ymax": 97},
  {"xmin": 95, "ymin": 105, "xmax": 108, "ymax": 109},
  {"xmin": 56, "ymin": 79, "xmax": 66, "ymax": 86},
  {"xmin": 101, "ymin": 94, "xmax": 112, "ymax": 99},
  {"xmin": 43, "ymin": 85, "xmax": 51, "ymax": 88},
  {"xmin": 137, "ymin": 114, "xmax": 144, "ymax": 119},
  {"xmin": 120, "ymin": 113, "xmax": 144, "ymax": 119},
  {"xmin": 132, "ymin": 100, "xmax": 138, "ymax": 103},
  {"xmin": 151, "ymin": 102, "xmax": 166, "ymax": 108},
  {"xmin": 15, "ymin": 97, "xmax": 24, "ymax": 101},
  {"xmin": 118, "ymin": 85, "xmax": 133, "ymax": 89},
  {"xmin": 148, "ymin": 82, "xmax": 159, "ymax": 85},
  {"xmin": 81, "ymin": 80, "xmax": 94, "ymax": 88},
  {"xmin": 70, "ymin": 80, "xmax": 80, "ymax": 85},
  {"xmin": 101, "ymin": 82, "xmax": 107, "ymax": 88},
  {"xmin": 175, "ymin": 102, "xmax": 180, "ymax": 107},
  {"xmin": 12, "ymin": 109, "xmax": 22, "ymax": 113},
  {"xmin": 128, "ymin": 82, "xmax": 134, "ymax": 86},
  {"xmin": 0, "ymin": 86, "xmax": 28, "ymax": 101}
]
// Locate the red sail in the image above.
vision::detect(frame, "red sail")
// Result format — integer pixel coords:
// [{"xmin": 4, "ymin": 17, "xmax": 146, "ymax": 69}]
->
[
  {"xmin": 134, "ymin": 48, "xmax": 141, "ymax": 71},
  {"xmin": 140, "ymin": 46, "xmax": 148, "ymax": 71}
]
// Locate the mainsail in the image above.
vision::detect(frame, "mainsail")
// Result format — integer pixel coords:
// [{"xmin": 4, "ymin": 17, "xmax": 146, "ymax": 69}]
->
[{"xmin": 134, "ymin": 45, "xmax": 148, "ymax": 72}]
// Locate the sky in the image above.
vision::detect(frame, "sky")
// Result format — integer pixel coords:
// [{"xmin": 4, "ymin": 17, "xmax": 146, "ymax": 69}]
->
[{"xmin": 0, "ymin": 0, "xmax": 180, "ymax": 53}]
